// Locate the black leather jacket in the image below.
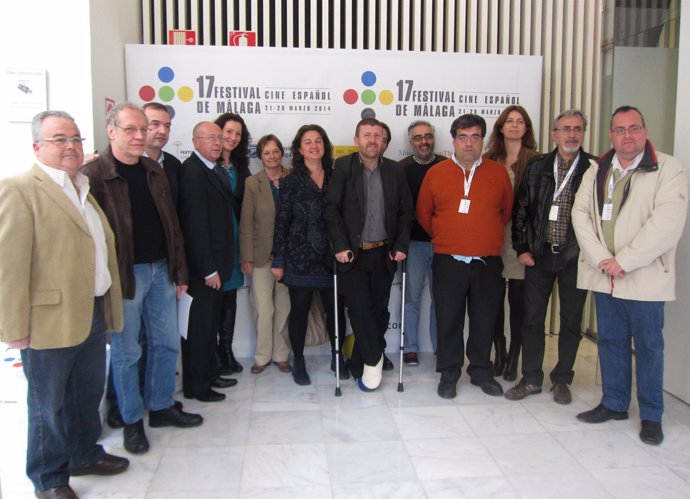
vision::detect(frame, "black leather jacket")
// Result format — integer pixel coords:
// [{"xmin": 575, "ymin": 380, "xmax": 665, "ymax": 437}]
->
[{"xmin": 512, "ymin": 147, "xmax": 596, "ymax": 258}]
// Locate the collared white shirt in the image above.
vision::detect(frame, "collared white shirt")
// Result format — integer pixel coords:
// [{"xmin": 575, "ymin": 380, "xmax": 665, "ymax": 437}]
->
[
  {"xmin": 36, "ymin": 161, "xmax": 112, "ymax": 296},
  {"xmin": 143, "ymin": 150, "xmax": 165, "ymax": 168}
]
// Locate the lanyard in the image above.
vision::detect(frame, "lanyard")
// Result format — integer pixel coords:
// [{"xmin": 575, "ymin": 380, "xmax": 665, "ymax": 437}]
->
[
  {"xmin": 453, "ymin": 154, "xmax": 482, "ymax": 199},
  {"xmin": 607, "ymin": 153, "xmax": 641, "ymax": 199},
  {"xmin": 552, "ymin": 153, "xmax": 579, "ymax": 201}
]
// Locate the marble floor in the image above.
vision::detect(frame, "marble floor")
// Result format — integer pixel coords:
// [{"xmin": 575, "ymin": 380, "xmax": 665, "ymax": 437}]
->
[{"xmin": 2, "ymin": 336, "xmax": 690, "ymax": 498}]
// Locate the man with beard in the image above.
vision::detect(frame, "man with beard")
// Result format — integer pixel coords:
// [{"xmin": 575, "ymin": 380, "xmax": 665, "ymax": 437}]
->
[
  {"xmin": 324, "ymin": 118, "xmax": 413, "ymax": 391},
  {"xmin": 399, "ymin": 120, "xmax": 448, "ymax": 365},
  {"xmin": 505, "ymin": 110, "xmax": 596, "ymax": 405}
]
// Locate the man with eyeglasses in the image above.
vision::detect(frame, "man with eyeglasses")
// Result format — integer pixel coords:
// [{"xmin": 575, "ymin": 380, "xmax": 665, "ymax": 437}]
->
[
  {"xmin": 572, "ymin": 106, "xmax": 687, "ymax": 445},
  {"xmin": 417, "ymin": 114, "xmax": 513, "ymax": 399},
  {"xmin": 505, "ymin": 109, "xmax": 595, "ymax": 405},
  {"xmin": 0, "ymin": 110, "xmax": 129, "ymax": 498},
  {"xmin": 83, "ymin": 103, "xmax": 202, "ymax": 456},
  {"xmin": 399, "ymin": 120, "xmax": 448, "ymax": 366},
  {"xmin": 177, "ymin": 121, "xmax": 237, "ymax": 401},
  {"xmin": 143, "ymin": 102, "xmax": 183, "ymax": 208}
]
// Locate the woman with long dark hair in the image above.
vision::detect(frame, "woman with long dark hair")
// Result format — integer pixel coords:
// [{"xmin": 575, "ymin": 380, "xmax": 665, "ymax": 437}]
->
[
  {"xmin": 484, "ymin": 105, "xmax": 539, "ymax": 381},
  {"xmin": 271, "ymin": 124, "xmax": 347, "ymax": 385},
  {"xmin": 213, "ymin": 112, "xmax": 251, "ymax": 375}
]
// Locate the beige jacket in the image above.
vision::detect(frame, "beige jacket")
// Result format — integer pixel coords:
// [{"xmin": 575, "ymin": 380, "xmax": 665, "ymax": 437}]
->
[
  {"xmin": 0, "ymin": 165, "xmax": 124, "ymax": 349},
  {"xmin": 572, "ymin": 147, "xmax": 688, "ymax": 302},
  {"xmin": 239, "ymin": 168, "xmax": 290, "ymax": 268}
]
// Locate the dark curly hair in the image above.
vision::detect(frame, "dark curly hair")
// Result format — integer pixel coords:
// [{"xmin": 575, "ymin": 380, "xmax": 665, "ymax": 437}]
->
[
  {"xmin": 290, "ymin": 124, "xmax": 334, "ymax": 175},
  {"xmin": 214, "ymin": 112, "xmax": 250, "ymax": 173}
]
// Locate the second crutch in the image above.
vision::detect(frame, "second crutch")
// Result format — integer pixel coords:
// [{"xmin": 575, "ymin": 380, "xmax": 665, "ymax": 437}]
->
[
  {"xmin": 332, "ymin": 260, "xmax": 343, "ymax": 397},
  {"xmin": 397, "ymin": 259, "xmax": 408, "ymax": 392}
]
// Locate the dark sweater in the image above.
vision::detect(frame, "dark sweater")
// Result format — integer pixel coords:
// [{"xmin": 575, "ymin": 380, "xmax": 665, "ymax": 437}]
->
[{"xmin": 400, "ymin": 154, "xmax": 448, "ymax": 242}]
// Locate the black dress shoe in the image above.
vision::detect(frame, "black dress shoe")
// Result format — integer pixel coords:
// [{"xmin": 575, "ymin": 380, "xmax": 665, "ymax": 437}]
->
[
  {"xmin": 640, "ymin": 420, "xmax": 664, "ymax": 445},
  {"xmin": 184, "ymin": 389, "xmax": 226, "ymax": 402},
  {"xmin": 35, "ymin": 485, "xmax": 78, "ymax": 499},
  {"xmin": 70, "ymin": 453, "xmax": 129, "ymax": 476},
  {"xmin": 106, "ymin": 405, "xmax": 124, "ymax": 429},
  {"xmin": 382, "ymin": 354, "xmax": 394, "ymax": 371},
  {"xmin": 211, "ymin": 376, "xmax": 238, "ymax": 388},
  {"xmin": 437, "ymin": 379, "xmax": 457, "ymax": 399},
  {"xmin": 576, "ymin": 403, "xmax": 628, "ymax": 423},
  {"xmin": 149, "ymin": 405, "xmax": 203, "ymax": 428},
  {"xmin": 123, "ymin": 419, "xmax": 150, "ymax": 454},
  {"xmin": 472, "ymin": 378, "xmax": 504, "ymax": 396}
]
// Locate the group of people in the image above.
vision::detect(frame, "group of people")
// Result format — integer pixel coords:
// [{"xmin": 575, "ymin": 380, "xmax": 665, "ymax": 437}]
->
[{"xmin": 0, "ymin": 101, "xmax": 685, "ymax": 498}]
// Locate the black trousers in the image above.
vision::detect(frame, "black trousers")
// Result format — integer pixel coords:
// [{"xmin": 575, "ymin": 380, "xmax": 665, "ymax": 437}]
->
[
  {"xmin": 433, "ymin": 254, "xmax": 504, "ymax": 383},
  {"xmin": 521, "ymin": 243, "xmax": 586, "ymax": 386},
  {"xmin": 287, "ymin": 286, "xmax": 345, "ymax": 358},
  {"xmin": 337, "ymin": 246, "xmax": 394, "ymax": 378},
  {"xmin": 182, "ymin": 280, "xmax": 222, "ymax": 395}
]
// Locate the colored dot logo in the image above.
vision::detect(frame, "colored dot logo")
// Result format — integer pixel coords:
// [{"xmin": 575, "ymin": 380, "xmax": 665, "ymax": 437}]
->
[
  {"xmin": 343, "ymin": 70, "xmax": 394, "ymax": 108},
  {"xmin": 138, "ymin": 66, "xmax": 194, "ymax": 106}
]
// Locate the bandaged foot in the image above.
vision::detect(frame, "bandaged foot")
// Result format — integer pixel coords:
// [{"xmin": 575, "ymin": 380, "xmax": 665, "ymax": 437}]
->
[{"xmin": 358, "ymin": 354, "xmax": 384, "ymax": 391}]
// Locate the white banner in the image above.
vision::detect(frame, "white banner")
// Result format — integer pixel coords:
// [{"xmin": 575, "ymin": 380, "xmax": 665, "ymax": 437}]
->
[{"xmin": 126, "ymin": 45, "xmax": 542, "ymax": 356}]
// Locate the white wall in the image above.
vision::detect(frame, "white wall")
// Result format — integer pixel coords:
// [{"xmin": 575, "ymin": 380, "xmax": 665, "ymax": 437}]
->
[
  {"xmin": 664, "ymin": 6, "xmax": 690, "ymax": 404},
  {"xmin": 0, "ymin": 0, "xmax": 94, "ymax": 177},
  {"xmin": 0, "ymin": 0, "xmax": 140, "ymax": 179}
]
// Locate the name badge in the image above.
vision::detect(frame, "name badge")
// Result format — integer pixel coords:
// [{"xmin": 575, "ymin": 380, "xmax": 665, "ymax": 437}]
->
[
  {"xmin": 548, "ymin": 205, "xmax": 559, "ymax": 221},
  {"xmin": 602, "ymin": 203, "xmax": 613, "ymax": 221},
  {"xmin": 459, "ymin": 199, "xmax": 471, "ymax": 214}
]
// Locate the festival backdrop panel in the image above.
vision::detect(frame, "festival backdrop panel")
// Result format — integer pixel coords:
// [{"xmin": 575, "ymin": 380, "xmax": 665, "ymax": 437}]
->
[{"xmin": 126, "ymin": 45, "xmax": 542, "ymax": 356}]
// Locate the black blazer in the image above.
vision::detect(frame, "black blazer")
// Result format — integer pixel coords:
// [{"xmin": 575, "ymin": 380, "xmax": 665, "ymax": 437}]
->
[
  {"xmin": 323, "ymin": 153, "xmax": 413, "ymax": 275},
  {"xmin": 178, "ymin": 152, "xmax": 234, "ymax": 282}
]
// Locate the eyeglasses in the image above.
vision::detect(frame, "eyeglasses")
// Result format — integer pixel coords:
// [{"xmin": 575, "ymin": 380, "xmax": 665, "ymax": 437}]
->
[
  {"xmin": 611, "ymin": 125, "xmax": 643, "ymax": 136},
  {"xmin": 115, "ymin": 125, "xmax": 148, "ymax": 135},
  {"xmin": 40, "ymin": 137, "xmax": 86, "ymax": 146},
  {"xmin": 196, "ymin": 135, "xmax": 223, "ymax": 142},
  {"xmin": 411, "ymin": 134, "xmax": 434, "ymax": 143},
  {"xmin": 148, "ymin": 121, "xmax": 172, "ymax": 130},
  {"xmin": 455, "ymin": 134, "xmax": 482, "ymax": 143},
  {"xmin": 555, "ymin": 126, "xmax": 584, "ymax": 134}
]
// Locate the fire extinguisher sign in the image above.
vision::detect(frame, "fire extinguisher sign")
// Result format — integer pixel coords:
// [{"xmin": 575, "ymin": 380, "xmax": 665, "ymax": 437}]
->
[{"xmin": 228, "ymin": 31, "xmax": 257, "ymax": 46}]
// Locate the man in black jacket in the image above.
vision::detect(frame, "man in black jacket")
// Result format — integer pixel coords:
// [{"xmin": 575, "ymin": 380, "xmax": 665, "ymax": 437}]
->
[
  {"xmin": 143, "ymin": 102, "xmax": 182, "ymax": 208},
  {"xmin": 505, "ymin": 109, "xmax": 596, "ymax": 405},
  {"xmin": 178, "ymin": 121, "xmax": 237, "ymax": 402},
  {"xmin": 324, "ymin": 118, "xmax": 413, "ymax": 391}
]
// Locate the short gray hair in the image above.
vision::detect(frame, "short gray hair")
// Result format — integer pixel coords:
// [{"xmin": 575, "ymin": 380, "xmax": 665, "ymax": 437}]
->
[
  {"xmin": 31, "ymin": 110, "xmax": 75, "ymax": 142},
  {"xmin": 551, "ymin": 109, "xmax": 588, "ymax": 131},
  {"xmin": 407, "ymin": 120, "xmax": 435, "ymax": 135},
  {"xmin": 105, "ymin": 102, "xmax": 146, "ymax": 129}
]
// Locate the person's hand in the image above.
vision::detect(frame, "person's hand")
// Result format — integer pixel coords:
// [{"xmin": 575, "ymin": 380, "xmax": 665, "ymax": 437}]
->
[
  {"xmin": 390, "ymin": 251, "xmax": 406, "ymax": 262},
  {"xmin": 335, "ymin": 250, "xmax": 353, "ymax": 263},
  {"xmin": 518, "ymin": 252, "xmax": 536, "ymax": 267},
  {"xmin": 271, "ymin": 268, "xmax": 284, "ymax": 281},
  {"xmin": 205, "ymin": 274, "xmax": 221, "ymax": 290},
  {"xmin": 241, "ymin": 262, "xmax": 254, "ymax": 275},
  {"xmin": 176, "ymin": 284, "xmax": 189, "ymax": 300},
  {"xmin": 5, "ymin": 337, "xmax": 30, "ymax": 350},
  {"xmin": 598, "ymin": 258, "xmax": 625, "ymax": 278}
]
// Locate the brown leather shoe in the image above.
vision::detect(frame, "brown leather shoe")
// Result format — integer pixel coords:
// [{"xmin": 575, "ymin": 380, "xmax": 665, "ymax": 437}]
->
[
  {"xmin": 551, "ymin": 382, "xmax": 572, "ymax": 405},
  {"xmin": 251, "ymin": 363, "xmax": 269, "ymax": 374},
  {"xmin": 274, "ymin": 361, "xmax": 291, "ymax": 373},
  {"xmin": 504, "ymin": 378, "xmax": 542, "ymax": 401},
  {"xmin": 35, "ymin": 485, "xmax": 78, "ymax": 498}
]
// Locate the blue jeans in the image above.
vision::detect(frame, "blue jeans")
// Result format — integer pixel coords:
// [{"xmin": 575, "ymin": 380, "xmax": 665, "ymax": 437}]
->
[
  {"xmin": 594, "ymin": 292, "xmax": 665, "ymax": 422},
  {"xmin": 403, "ymin": 240, "xmax": 437, "ymax": 353},
  {"xmin": 21, "ymin": 299, "xmax": 107, "ymax": 491},
  {"xmin": 111, "ymin": 260, "xmax": 178, "ymax": 424}
]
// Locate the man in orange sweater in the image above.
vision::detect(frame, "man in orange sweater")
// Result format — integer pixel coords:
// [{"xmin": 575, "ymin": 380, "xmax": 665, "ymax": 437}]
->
[{"xmin": 417, "ymin": 114, "xmax": 513, "ymax": 399}]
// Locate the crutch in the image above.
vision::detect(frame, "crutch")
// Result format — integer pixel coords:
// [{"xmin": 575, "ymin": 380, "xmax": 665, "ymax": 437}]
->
[
  {"xmin": 332, "ymin": 259, "xmax": 344, "ymax": 397},
  {"xmin": 397, "ymin": 259, "xmax": 408, "ymax": 392}
]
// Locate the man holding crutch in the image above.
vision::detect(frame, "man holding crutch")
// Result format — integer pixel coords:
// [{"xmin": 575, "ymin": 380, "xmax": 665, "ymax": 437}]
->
[{"xmin": 324, "ymin": 118, "xmax": 413, "ymax": 392}]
